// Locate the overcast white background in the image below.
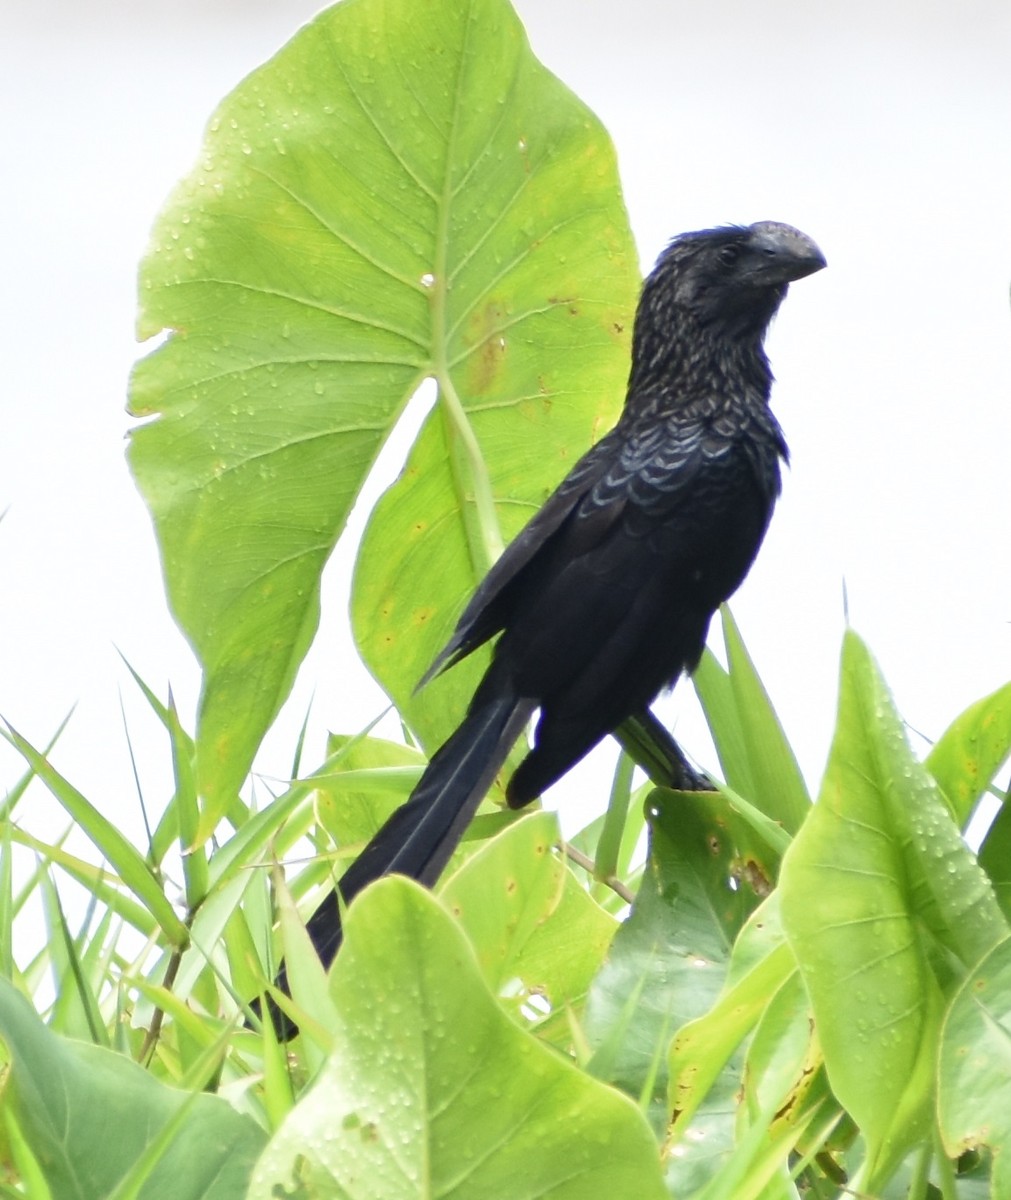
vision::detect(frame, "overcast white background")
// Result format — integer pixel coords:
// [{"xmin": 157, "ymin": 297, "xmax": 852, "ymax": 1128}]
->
[{"xmin": 3, "ymin": 0, "xmax": 1011, "ymax": 916}]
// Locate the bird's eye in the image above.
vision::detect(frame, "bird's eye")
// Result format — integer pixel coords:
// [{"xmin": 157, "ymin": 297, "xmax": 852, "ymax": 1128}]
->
[{"xmin": 718, "ymin": 244, "xmax": 741, "ymax": 266}]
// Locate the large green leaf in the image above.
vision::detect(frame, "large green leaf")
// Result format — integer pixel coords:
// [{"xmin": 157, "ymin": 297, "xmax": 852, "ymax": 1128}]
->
[
  {"xmin": 247, "ymin": 876, "xmax": 666, "ymax": 1199},
  {"xmin": 668, "ymin": 894, "xmax": 797, "ymax": 1136},
  {"xmin": 0, "ymin": 981, "xmax": 265, "ymax": 1200},
  {"xmin": 925, "ymin": 679, "xmax": 1011, "ymax": 828},
  {"xmin": 440, "ymin": 810, "xmax": 617, "ymax": 1030},
  {"xmin": 129, "ymin": 0, "xmax": 638, "ymax": 815},
  {"xmin": 937, "ymin": 935, "xmax": 1011, "ymax": 1195},
  {"xmin": 779, "ymin": 631, "xmax": 1007, "ymax": 1188},
  {"xmin": 349, "ymin": 19, "xmax": 639, "ymax": 750},
  {"xmin": 585, "ymin": 787, "xmax": 757, "ymax": 1189},
  {"xmin": 677, "ymin": 972, "xmax": 829, "ymax": 1200},
  {"xmin": 778, "ymin": 635, "xmax": 926, "ymax": 1182}
]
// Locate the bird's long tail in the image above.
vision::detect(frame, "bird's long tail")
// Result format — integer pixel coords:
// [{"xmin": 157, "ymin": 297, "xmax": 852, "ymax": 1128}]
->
[{"xmin": 269, "ymin": 682, "xmax": 533, "ymax": 1033}]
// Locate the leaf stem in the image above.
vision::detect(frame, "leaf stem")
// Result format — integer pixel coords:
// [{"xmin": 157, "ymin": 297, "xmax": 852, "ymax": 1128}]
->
[
  {"xmin": 932, "ymin": 1126, "xmax": 958, "ymax": 1200},
  {"xmin": 429, "ymin": 64, "xmax": 504, "ymax": 578},
  {"xmin": 561, "ymin": 840, "xmax": 635, "ymax": 905},
  {"xmin": 435, "ymin": 365, "xmax": 504, "ymax": 574}
]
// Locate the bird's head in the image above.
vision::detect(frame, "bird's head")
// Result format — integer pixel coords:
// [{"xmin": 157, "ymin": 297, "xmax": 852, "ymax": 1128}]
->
[{"xmin": 638, "ymin": 221, "xmax": 826, "ymax": 350}]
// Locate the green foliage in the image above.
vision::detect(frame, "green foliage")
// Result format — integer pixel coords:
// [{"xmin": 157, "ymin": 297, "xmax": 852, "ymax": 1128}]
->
[
  {"xmin": 694, "ymin": 608, "xmax": 810, "ymax": 838},
  {"xmin": 2, "ymin": 0, "xmax": 1011, "ymax": 1196},
  {"xmin": 938, "ymin": 936, "xmax": 1011, "ymax": 1194},
  {"xmin": 440, "ymin": 810, "xmax": 618, "ymax": 1031},
  {"xmin": 128, "ymin": 0, "xmax": 638, "ymax": 820},
  {"xmin": 780, "ymin": 634, "xmax": 1008, "ymax": 1189},
  {"xmin": 250, "ymin": 876, "xmax": 665, "ymax": 1199},
  {"xmin": 585, "ymin": 791, "xmax": 754, "ymax": 1130},
  {"xmin": 926, "ymin": 680, "xmax": 1011, "ymax": 828},
  {"xmin": 0, "ymin": 980, "xmax": 265, "ymax": 1199}
]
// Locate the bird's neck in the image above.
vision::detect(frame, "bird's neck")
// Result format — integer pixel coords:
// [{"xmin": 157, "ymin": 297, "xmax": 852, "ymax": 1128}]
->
[{"xmin": 627, "ymin": 306, "xmax": 775, "ymax": 403}]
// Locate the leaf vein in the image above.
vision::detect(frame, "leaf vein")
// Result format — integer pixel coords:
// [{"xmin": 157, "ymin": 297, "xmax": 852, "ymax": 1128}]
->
[
  {"xmin": 247, "ymin": 165, "xmax": 426, "ymax": 290},
  {"xmin": 322, "ymin": 28, "xmax": 438, "ymax": 202},
  {"xmin": 162, "ymin": 276, "xmax": 429, "ymax": 352}
]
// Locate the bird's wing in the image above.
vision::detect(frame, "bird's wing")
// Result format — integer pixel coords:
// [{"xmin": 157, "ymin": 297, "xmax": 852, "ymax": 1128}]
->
[
  {"xmin": 417, "ymin": 428, "xmax": 625, "ymax": 686},
  {"xmin": 499, "ymin": 407, "xmax": 782, "ymax": 805}
]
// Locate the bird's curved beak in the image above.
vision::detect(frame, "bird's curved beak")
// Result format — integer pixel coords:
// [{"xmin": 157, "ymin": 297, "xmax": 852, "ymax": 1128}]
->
[{"xmin": 749, "ymin": 222, "xmax": 827, "ymax": 283}]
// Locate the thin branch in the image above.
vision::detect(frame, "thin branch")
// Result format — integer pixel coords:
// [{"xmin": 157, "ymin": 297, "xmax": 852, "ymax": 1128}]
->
[{"xmin": 560, "ymin": 840, "xmax": 635, "ymax": 905}]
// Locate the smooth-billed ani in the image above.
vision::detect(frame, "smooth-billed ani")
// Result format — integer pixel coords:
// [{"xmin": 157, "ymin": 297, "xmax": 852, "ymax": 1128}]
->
[{"xmin": 270, "ymin": 220, "xmax": 825, "ymax": 1029}]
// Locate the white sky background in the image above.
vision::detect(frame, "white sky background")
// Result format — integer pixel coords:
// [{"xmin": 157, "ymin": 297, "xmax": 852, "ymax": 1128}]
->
[{"xmin": 3, "ymin": 0, "xmax": 1011, "ymax": 916}]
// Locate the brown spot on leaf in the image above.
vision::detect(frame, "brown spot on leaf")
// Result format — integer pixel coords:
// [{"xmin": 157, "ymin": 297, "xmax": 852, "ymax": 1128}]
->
[{"xmin": 463, "ymin": 300, "xmax": 509, "ymax": 395}]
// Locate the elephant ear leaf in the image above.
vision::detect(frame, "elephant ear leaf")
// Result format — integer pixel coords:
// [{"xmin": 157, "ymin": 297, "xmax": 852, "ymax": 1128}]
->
[
  {"xmin": 128, "ymin": 0, "xmax": 640, "ymax": 823},
  {"xmin": 248, "ymin": 877, "xmax": 667, "ymax": 1199}
]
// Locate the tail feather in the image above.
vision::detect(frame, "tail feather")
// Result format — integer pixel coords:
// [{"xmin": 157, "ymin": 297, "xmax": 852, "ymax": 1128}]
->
[
  {"xmin": 348, "ymin": 692, "xmax": 533, "ymax": 891},
  {"xmin": 269, "ymin": 687, "xmax": 532, "ymax": 1034}
]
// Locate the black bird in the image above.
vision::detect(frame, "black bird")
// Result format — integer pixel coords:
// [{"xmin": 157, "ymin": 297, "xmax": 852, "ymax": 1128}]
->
[{"xmin": 271, "ymin": 221, "xmax": 824, "ymax": 1026}]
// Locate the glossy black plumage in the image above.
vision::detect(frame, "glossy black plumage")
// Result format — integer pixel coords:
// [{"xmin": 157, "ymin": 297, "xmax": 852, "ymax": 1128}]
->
[{"xmin": 270, "ymin": 221, "xmax": 824, "ymax": 1030}]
